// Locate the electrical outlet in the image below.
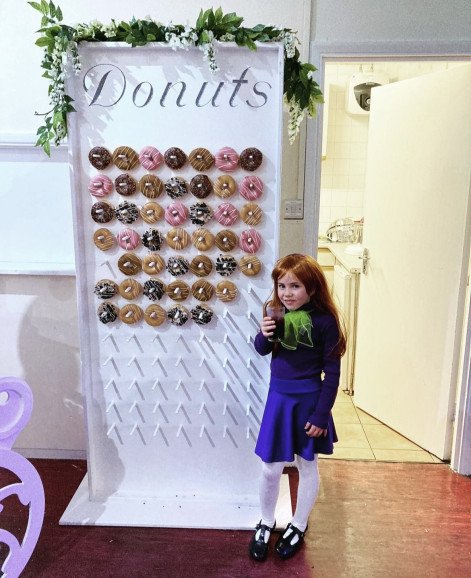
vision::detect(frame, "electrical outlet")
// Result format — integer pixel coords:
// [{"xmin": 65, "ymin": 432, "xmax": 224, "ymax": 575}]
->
[{"xmin": 283, "ymin": 200, "xmax": 303, "ymax": 219}]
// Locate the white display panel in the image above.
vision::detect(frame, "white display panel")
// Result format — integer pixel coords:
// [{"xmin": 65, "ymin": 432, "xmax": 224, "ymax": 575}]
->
[{"xmin": 62, "ymin": 43, "xmax": 283, "ymax": 527}]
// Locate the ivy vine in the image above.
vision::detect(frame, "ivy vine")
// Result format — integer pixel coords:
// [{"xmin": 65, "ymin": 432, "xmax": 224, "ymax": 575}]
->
[{"xmin": 30, "ymin": 1, "xmax": 323, "ymax": 155}]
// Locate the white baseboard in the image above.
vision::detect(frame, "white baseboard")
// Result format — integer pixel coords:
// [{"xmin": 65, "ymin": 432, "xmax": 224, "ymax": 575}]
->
[{"xmin": 14, "ymin": 448, "xmax": 87, "ymax": 460}]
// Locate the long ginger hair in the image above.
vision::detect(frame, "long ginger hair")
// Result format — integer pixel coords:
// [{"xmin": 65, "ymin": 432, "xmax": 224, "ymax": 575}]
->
[{"xmin": 266, "ymin": 253, "xmax": 347, "ymax": 356}]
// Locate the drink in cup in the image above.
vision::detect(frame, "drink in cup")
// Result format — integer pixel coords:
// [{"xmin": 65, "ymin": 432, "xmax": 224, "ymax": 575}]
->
[{"xmin": 266, "ymin": 304, "xmax": 285, "ymax": 342}]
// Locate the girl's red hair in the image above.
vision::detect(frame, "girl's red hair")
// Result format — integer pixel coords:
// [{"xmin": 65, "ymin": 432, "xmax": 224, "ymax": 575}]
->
[{"xmin": 267, "ymin": 253, "xmax": 347, "ymax": 356}]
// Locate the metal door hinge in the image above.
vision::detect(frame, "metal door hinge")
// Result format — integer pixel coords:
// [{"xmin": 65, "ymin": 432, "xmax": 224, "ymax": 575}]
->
[{"xmin": 359, "ymin": 248, "xmax": 370, "ymax": 275}]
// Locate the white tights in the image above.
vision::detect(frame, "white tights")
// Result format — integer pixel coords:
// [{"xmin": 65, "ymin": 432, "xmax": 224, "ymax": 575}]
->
[{"xmin": 260, "ymin": 454, "xmax": 320, "ymax": 532}]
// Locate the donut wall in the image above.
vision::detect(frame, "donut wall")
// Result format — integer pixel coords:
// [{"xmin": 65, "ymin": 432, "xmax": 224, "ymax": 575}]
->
[{"xmin": 62, "ymin": 43, "xmax": 283, "ymax": 528}]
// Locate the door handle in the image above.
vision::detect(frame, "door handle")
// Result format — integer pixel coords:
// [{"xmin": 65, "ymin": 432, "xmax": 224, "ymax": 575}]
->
[{"xmin": 359, "ymin": 248, "xmax": 370, "ymax": 275}]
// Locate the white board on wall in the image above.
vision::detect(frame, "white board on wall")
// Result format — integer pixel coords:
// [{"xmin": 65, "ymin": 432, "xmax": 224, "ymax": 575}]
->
[{"xmin": 61, "ymin": 42, "xmax": 284, "ymax": 528}]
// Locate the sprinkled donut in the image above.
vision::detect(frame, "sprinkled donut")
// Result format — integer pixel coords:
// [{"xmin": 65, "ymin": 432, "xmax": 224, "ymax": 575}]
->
[
  {"xmin": 144, "ymin": 304, "xmax": 166, "ymax": 327},
  {"xmin": 117, "ymin": 253, "xmax": 142, "ymax": 276},
  {"xmin": 239, "ymin": 147, "xmax": 263, "ymax": 171},
  {"xmin": 139, "ymin": 146, "xmax": 163, "ymax": 170},
  {"xmin": 189, "ymin": 202, "xmax": 213, "ymax": 225},
  {"xmin": 215, "ymin": 146, "xmax": 239, "ymax": 172},
  {"xmin": 216, "ymin": 280, "xmax": 238, "ymax": 302},
  {"xmin": 88, "ymin": 175, "xmax": 113, "ymax": 197},
  {"xmin": 119, "ymin": 304, "xmax": 143, "ymax": 324},
  {"xmin": 165, "ymin": 176, "xmax": 188, "ymax": 199},
  {"xmin": 190, "ymin": 174, "xmax": 213, "ymax": 199},
  {"xmin": 191, "ymin": 228, "xmax": 215, "ymax": 252},
  {"xmin": 94, "ymin": 279, "xmax": 118, "ymax": 300},
  {"xmin": 140, "ymin": 202, "xmax": 164, "ymax": 224},
  {"xmin": 166, "ymin": 280, "xmax": 190, "ymax": 301},
  {"xmin": 139, "ymin": 174, "xmax": 163, "ymax": 199},
  {"xmin": 98, "ymin": 302, "xmax": 119, "ymax": 324},
  {"xmin": 164, "ymin": 201, "xmax": 188, "ymax": 226},
  {"xmin": 112, "ymin": 146, "xmax": 139, "ymax": 171},
  {"xmin": 214, "ymin": 175, "xmax": 237, "ymax": 199},
  {"xmin": 240, "ymin": 176, "xmax": 263, "ymax": 201},
  {"xmin": 91, "ymin": 201, "xmax": 114, "ymax": 224},
  {"xmin": 191, "ymin": 304, "xmax": 214, "ymax": 325},
  {"xmin": 166, "ymin": 227, "xmax": 190, "ymax": 251},
  {"xmin": 116, "ymin": 228, "xmax": 140, "ymax": 250},
  {"xmin": 166, "ymin": 256, "xmax": 190, "ymax": 277},
  {"xmin": 190, "ymin": 255, "xmax": 213, "ymax": 277},
  {"xmin": 142, "ymin": 228, "xmax": 164, "ymax": 251},
  {"xmin": 142, "ymin": 253, "xmax": 165, "ymax": 275},
  {"xmin": 239, "ymin": 228, "xmax": 262, "ymax": 254},
  {"xmin": 115, "ymin": 201, "xmax": 139, "ymax": 224},
  {"xmin": 89, "ymin": 146, "xmax": 111, "ymax": 170},
  {"xmin": 216, "ymin": 254, "xmax": 237, "ymax": 276},
  {"xmin": 188, "ymin": 147, "xmax": 214, "ymax": 171},
  {"xmin": 93, "ymin": 228, "xmax": 115, "ymax": 251},
  {"xmin": 119, "ymin": 278, "xmax": 142, "ymax": 300},
  {"xmin": 215, "ymin": 229, "xmax": 238, "ymax": 252},
  {"xmin": 214, "ymin": 203, "xmax": 239, "ymax": 226},
  {"xmin": 239, "ymin": 255, "xmax": 262, "ymax": 276},
  {"xmin": 115, "ymin": 174, "xmax": 137, "ymax": 196},
  {"xmin": 164, "ymin": 147, "xmax": 187, "ymax": 169},
  {"xmin": 167, "ymin": 304, "xmax": 189, "ymax": 326},
  {"xmin": 143, "ymin": 278, "xmax": 166, "ymax": 301},
  {"xmin": 191, "ymin": 280, "xmax": 214, "ymax": 302},
  {"xmin": 240, "ymin": 202, "xmax": 263, "ymax": 226}
]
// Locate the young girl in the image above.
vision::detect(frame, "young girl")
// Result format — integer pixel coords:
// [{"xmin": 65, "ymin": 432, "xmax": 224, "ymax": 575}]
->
[{"xmin": 249, "ymin": 253, "xmax": 346, "ymax": 562}]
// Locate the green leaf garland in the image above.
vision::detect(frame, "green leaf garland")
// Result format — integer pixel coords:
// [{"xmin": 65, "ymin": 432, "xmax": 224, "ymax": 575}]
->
[{"xmin": 30, "ymin": 2, "xmax": 323, "ymax": 155}]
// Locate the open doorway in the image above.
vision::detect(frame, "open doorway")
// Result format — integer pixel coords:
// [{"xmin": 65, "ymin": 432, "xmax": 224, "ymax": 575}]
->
[{"xmin": 306, "ymin": 53, "xmax": 471, "ymax": 467}]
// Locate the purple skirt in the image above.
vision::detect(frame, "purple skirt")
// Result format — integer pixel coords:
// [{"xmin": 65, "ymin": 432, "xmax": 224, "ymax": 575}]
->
[{"xmin": 255, "ymin": 378, "xmax": 338, "ymax": 463}]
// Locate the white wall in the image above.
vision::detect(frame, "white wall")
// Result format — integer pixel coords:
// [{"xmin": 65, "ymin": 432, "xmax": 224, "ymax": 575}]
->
[{"xmin": 312, "ymin": 0, "xmax": 471, "ymax": 41}]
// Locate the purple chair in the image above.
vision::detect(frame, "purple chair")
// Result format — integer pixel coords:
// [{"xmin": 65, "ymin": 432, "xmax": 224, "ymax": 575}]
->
[{"xmin": 0, "ymin": 377, "xmax": 45, "ymax": 578}]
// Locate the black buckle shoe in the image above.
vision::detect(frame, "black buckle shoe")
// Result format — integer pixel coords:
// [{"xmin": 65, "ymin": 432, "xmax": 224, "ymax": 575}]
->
[
  {"xmin": 275, "ymin": 523, "xmax": 307, "ymax": 560},
  {"xmin": 249, "ymin": 520, "xmax": 275, "ymax": 562}
]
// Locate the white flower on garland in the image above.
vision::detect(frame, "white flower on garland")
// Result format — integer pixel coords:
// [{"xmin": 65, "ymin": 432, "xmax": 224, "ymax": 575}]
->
[
  {"xmin": 199, "ymin": 30, "xmax": 219, "ymax": 72},
  {"xmin": 102, "ymin": 21, "xmax": 119, "ymax": 39},
  {"xmin": 285, "ymin": 96, "xmax": 306, "ymax": 144},
  {"xmin": 165, "ymin": 23, "xmax": 198, "ymax": 50}
]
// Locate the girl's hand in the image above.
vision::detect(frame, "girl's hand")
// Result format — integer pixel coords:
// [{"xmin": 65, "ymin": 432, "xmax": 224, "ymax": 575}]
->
[
  {"xmin": 304, "ymin": 422, "xmax": 327, "ymax": 438},
  {"xmin": 260, "ymin": 316, "xmax": 276, "ymax": 338}
]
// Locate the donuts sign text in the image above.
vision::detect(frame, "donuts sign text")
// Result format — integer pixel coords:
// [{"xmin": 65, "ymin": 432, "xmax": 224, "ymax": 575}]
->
[{"xmin": 82, "ymin": 64, "xmax": 272, "ymax": 109}]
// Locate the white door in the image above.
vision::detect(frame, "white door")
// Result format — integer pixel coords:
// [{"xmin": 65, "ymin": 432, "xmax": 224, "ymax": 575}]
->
[{"xmin": 354, "ymin": 64, "xmax": 471, "ymax": 460}]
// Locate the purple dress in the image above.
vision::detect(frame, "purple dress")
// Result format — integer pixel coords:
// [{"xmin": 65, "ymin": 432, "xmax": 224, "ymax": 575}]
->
[{"xmin": 254, "ymin": 306, "xmax": 341, "ymax": 463}]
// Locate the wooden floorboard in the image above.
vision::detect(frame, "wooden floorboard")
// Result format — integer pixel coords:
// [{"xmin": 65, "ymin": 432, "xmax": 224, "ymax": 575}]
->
[{"xmin": 1, "ymin": 459, "xmax": 470, "ymax": 577}]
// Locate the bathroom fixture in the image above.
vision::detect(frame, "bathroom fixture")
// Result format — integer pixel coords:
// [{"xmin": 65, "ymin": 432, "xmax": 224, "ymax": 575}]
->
[{"xmin": 346, "ymin": 71, "xmax": 389, "ymax": 115}]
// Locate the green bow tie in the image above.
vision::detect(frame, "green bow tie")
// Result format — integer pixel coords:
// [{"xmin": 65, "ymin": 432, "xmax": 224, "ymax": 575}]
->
[{"xmin": 280, "ymin": 310, "xmax": 314, "ymax": 350}]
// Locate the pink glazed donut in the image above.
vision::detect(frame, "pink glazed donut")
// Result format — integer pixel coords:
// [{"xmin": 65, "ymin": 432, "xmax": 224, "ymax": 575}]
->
[
  {"xmin": 165, "ymin": 201, "xmax": 188, "ymax": 226},
  {"xmin": 139, "ymin": 146, "xmax": 163, "ymax": 170},
  {"xmin": 239, "ymin": 228, "xmax": 262, "ymax": 254},
  {"xmin": 240, "ymin": 176, "xmax": 263, "ymax": 201},
  {"xmin": 116, "ymin": 228, "xmax": 141, "ymax": 250},
  {"xmin": 215, "ymin": 147, "xmax": 239, "ymax": 172},
  {"xmin": 88, "ymin": 174, "xmax": 113, "ymax": 197},
  {"xmin": 214, "ymin": 203, "xmax": 239, "ymax": 226}
]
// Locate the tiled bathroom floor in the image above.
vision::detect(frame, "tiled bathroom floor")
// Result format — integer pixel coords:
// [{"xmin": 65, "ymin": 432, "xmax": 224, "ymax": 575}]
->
[{"xmin": 321, "ymin": 389, "xmax": 444, "ymax": 463}]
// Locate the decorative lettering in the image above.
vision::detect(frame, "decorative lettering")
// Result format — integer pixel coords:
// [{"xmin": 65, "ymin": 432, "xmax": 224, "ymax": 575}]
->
[{"xmin": 81, "ymin": 65, "xmax": 271, "ymax": 110}]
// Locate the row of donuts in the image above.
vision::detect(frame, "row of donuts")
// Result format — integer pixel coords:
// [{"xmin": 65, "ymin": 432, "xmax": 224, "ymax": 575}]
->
[
  {"xmin": 92, "ymin": 200, "xmax": 262, "ymax": 228},
  {"xmin": 115, "ymin": 253, "xmax": 260, "ymax": 278},
  {"xmin": 95, "ymin": 277, "xmax": 237, "ymax": 303},
  {"xmin": 89, "ymin": 173, "xmax": 264, "ymax": 201},
  {"xmin": 89, "ymin": 146, "xmax": 263, "ymax": 173},
  {"xmin": 98, "ymin": 302, "xmax": 213, "ymax": 326},
  {"xmin": 93, "ymin": 225, "xmax": 262, "ymax": 254}
]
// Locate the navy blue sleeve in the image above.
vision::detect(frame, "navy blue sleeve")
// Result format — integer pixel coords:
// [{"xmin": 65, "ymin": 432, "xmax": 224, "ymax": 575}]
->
[
  {"xmin": 254, "ymin": 331, "xmax": 274, "ymax": 356},
  {"xmin": 308, "ymin": 317, "xmax": 341, "ymax": 429}
]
